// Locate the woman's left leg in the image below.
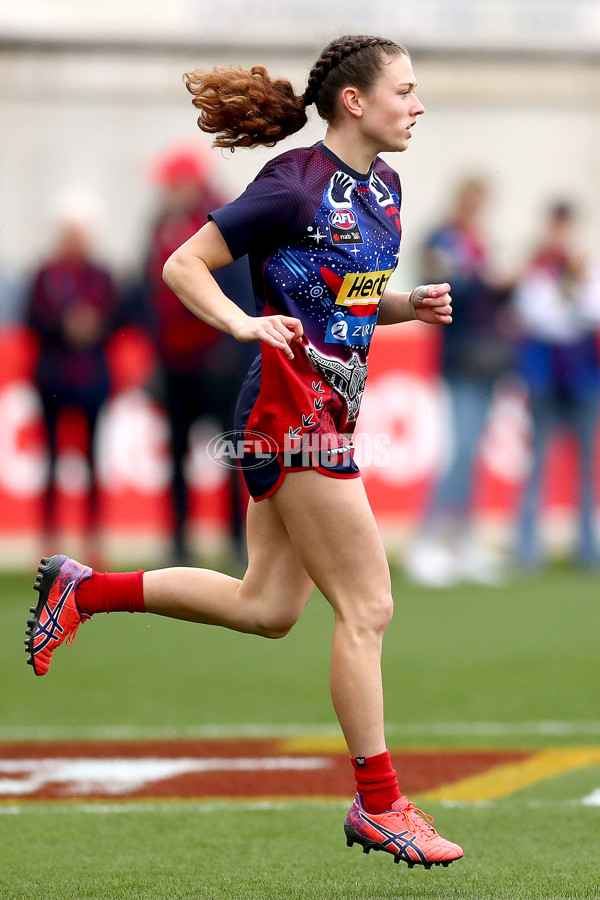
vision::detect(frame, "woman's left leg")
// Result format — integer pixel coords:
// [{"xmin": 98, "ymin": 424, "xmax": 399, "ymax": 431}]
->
[
  {"xmin": 270, "ymin": 470, "xmax": 463, "ymax": 865},
  {"xmin": 269, "ymin": 470, "xmax": 393, "ymax": 759}
]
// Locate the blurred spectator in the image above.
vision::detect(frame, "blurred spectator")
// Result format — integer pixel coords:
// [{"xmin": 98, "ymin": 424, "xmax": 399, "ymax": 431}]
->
[
  {"xmin": 404, "ymin": 177, "xmax": 511, "ymax": 587},
  {"xmin": 26, "ymin": 205, "xmax": 118, "ymax": 557},
  {"xmin": 142, "ymin": 144, "xmax": 254, "ymax": 564},
  {"xmin": 512, "ymin": 202, "xmax": 600, "ymax": 569}
]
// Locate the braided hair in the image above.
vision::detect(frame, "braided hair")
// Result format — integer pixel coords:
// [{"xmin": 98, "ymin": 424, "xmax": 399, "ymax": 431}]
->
[
  {"xmin": 303, "ymin": 35, "xmax": 406, "ymax": 115},
  {"xmin": 184, "ymin": 35, "xmax": 406, "ymax": 150}
]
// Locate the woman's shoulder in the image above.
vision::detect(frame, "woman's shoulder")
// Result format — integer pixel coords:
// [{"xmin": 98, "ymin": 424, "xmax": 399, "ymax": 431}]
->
[
  {"xmin": 373, "ymin": 156, "xmax": 401, "ymax": 192},
  {"xmin": 253, "ymin": 143, "xmax": 334, "ymax": 187}
]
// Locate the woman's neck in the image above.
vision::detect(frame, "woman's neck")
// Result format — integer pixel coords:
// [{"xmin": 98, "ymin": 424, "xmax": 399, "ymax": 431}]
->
[{"xmin": 322, "ymin": 127, "xmax": 377, "ymax": 179}]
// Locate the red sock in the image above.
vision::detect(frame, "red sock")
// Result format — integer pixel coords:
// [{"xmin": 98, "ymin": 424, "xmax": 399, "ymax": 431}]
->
[
  {"xmin": 76, "ymin": 571, "xmax": 146, "ymax": 616},
  {"xmin": 351, "ymin": 750, "xmax": 402, "ymax": 814}
]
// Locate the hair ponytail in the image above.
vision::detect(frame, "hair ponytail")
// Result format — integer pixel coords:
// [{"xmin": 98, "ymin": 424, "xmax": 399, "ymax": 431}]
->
[
  {"xmin": 184, "ymin": 35, "xmax": 406, "ymax": 150},
  {"xmin": 184, "ymin": 65, "xmax": 307, "ymax": 149}
]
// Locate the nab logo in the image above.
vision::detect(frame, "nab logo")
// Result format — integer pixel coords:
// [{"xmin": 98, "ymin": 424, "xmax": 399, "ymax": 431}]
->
[{"xmin": 329, "ymin": 209, "xmax": 358, "ymax": 230}]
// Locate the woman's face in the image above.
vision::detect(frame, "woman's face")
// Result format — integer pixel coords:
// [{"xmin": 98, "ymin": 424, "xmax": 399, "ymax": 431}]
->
[{"xmin": 357, "ymin": 54, "xmax": 425, "ymax": 154}]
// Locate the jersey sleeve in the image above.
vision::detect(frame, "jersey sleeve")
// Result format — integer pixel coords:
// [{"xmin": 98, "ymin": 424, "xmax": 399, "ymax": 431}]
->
[{"xmin": 209, "ymin": 155, "xmax": 311, "ymax": 260}]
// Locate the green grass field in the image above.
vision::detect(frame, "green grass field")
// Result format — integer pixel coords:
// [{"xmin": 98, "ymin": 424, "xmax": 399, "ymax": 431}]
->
[{"xmin": 1, "ymin": 562, "xmax": 599, "ymax": 899}]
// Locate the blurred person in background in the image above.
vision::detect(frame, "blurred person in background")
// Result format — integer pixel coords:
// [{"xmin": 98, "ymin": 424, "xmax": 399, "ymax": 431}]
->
[
  {"xmin": 26, "ymin": 199, "xmax": 118, "ymax": 561},
  {"xmin": 404, "ymin": 178, "xmax": 512, "ymax": 587},
  {"xmin": 142, "ymin": 144, "xmax": 254, "ymax": 564},
  {"xmin": 0, "ymin": 269, "xmax": 25, "ymax": 323},
  {"xmin": 512, "ymin": 202, "xmax": 600, "ymax": 569}
]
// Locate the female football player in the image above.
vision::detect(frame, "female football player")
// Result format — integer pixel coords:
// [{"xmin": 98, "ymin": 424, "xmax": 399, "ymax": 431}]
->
[{"xmin": 25, "ymin": 35, "xmax": 462, "ymax": 868}]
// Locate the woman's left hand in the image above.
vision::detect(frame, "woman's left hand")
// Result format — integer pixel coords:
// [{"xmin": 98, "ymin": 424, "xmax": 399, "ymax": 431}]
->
[{"xmin": 409, "ymin": 283, "xmax": 453, "ymax": 325}]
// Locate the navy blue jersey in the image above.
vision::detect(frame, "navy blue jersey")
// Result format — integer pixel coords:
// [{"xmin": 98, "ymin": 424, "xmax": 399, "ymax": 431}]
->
[{"xmin": 210, "ymin": 141, "xmax": 401, "ymax": 490}]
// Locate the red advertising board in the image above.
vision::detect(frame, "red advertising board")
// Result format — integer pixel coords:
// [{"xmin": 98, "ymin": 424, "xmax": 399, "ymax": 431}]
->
[{"xmin": 0, "ymin": 323, "xmax": 587, "ymax": 556}]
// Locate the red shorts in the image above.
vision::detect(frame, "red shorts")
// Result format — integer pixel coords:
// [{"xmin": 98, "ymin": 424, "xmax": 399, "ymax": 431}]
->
[{"xmin": 233, "ymin": 354, "xmax": 360, "ymax": 501}]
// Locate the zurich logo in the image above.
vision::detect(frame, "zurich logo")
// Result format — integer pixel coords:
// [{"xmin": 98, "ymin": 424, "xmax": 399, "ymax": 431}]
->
[
  {"xmin": 331, "ymin": 318, "xmax": 348, "ymax": 341},
  {"xmin": 329, "ymin": 209, "xmax": 358, "ymax": 231}
]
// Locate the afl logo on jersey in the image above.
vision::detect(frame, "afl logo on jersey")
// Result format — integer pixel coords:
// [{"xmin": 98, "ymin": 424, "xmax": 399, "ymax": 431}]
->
[
  {"xmin": 330, "ymin": 209, "xmax": 357, "ymax": 230},
  {"xmin": 328, "ymin": 209, "xmax": 364, "ymax": 245}
]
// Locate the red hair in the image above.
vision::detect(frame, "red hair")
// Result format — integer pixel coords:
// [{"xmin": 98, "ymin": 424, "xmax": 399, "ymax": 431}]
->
[
  {"xmin": 184, "ymin": 35, "xmax": 406, "ymax": 150},
  {"xmin": 184, "ymin": 65, "xmax": 307, "ymax": 149}
]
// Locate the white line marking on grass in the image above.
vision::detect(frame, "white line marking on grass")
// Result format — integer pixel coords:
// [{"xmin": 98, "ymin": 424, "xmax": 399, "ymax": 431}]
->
[
  {"xmin": 3, "ymin": 721, "xmax": 600, "ymax": 742},
  {"xmin": 0, "ymin": 799, "xmax": 351, "ymax": 815},
  {"xmin": 389, "ymin": 721, "xmax": 600, "ymax": 738},
  {"xmin": 0, "ymin": 756, "xmax": 332, "ymax": 798},
  {"xmin": 582, "ymin": 789, "xmax": 600, "ymax": 806},
  {"xmin": 2, "ymin": 797, "xmax": 597, "ymax": 815},
  {"xmin": 0, "ymin": 723, "xmax": 343, "ymax": 741},
  {"xmin": 78, "ymin": 799, "xmax": 350, "ymax": 814}
]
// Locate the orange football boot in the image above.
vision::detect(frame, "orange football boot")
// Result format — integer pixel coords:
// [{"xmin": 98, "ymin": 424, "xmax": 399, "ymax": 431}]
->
[
  {"xmin": 25, "ymin": 555, "xmax": 93, "ymax": 676},
  {"xmin": 344, "ymin": 793, "xmax": 463, "ymax": 868}
]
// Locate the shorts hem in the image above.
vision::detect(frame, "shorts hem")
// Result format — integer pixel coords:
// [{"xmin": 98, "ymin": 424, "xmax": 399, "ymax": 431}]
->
[
  {"xmin": 252, "ymin": 461, "xmax": 361, "ymax": 502},
  {"xmin": 252, "ymin": 468, "xmax": 286, "ymax": 502}
]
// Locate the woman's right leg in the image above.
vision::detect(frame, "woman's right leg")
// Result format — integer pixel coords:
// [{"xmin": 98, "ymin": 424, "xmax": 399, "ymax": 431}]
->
[
  {"xmin": 107, "ymin": 496, "xmax": 314, "ymax": 637},
  {"xmin": 27, "ymin": 495, "xmax": 314, "ymax": 677}
]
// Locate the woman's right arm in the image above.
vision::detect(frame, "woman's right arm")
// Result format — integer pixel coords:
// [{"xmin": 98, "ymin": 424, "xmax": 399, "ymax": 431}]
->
[{"xmin": 163, "ymin": 220, "xmax": 303, "ymax": 359}]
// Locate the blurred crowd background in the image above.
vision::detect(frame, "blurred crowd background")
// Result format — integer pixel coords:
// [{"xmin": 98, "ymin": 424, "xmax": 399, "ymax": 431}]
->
[{"xmin": 1, "ymin": 0, "xmax": 600, "ymax": 583}]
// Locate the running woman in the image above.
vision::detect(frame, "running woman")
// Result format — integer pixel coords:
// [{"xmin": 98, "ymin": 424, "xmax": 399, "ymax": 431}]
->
[{"xmin": 25, "ymin": 35, "xmax": 462, "ymax": 869}]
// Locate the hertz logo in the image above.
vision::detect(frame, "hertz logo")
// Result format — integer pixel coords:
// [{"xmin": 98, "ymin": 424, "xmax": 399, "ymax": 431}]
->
[{"xmin": 335, "ymin": 269, "xmax": 394, "ymax": 307}]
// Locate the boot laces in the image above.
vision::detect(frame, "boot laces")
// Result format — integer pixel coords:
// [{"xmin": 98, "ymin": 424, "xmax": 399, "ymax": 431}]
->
[
  {"xmin": 402, "ymin": 802, "xmax": 437, "ymax": 837},
  {"xmin": 65, "ymin": 623, "xmax": 81, "ymax": 646},
  {"xmin": 65, "ymin": 608, "xmax": 90, "ymax": 645}
]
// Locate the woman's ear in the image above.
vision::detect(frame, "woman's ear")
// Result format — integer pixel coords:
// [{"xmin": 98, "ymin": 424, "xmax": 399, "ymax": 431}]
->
[{"xmin": 339, "ymin": 86, "xmax": 363, "ymax": 118}]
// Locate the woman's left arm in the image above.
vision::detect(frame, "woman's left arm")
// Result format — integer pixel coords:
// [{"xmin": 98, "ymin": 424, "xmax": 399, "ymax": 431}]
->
[{"xmin": 378, "ymin": 283, "xmax": 453, "ymax": 326}]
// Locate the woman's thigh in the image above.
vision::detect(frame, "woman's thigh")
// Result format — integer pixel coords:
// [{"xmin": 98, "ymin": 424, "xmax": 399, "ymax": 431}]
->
[
  {"xmin": 269, "ymin": 471, "xmax": 392, "ymax": 615},
  {"xmin": 239, "ymin": 492, "xmax": 315, "ymax": 632}
]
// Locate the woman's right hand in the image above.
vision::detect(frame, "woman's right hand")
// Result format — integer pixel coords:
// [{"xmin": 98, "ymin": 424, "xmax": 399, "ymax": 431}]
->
[{"xmin": 232, "ymin": 314, "xmax": 304, "ymax": 360}]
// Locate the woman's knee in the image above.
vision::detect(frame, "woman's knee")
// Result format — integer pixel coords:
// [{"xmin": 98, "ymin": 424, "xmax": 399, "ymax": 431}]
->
[
  {"xmin": 254, "ymin": 609, "xmax": 300, "ymax": 640},
  {"xmin": 336, "ymin": 590, "xmax": 394, "ymax": 637},
  {"xmin": 369, "ymin": 592, "xmax": 394, "ymax": 633},
  {"xmin": 237, "ymin": 585, "xmax": 308, "ymax": 640}
]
